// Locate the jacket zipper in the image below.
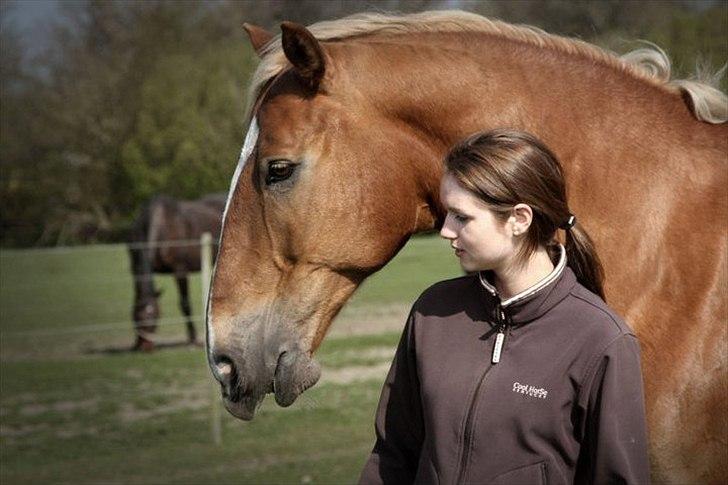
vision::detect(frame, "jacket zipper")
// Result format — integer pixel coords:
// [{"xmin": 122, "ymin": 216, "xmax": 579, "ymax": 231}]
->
[
  {"xmin": 492, "ymin": 305, "xmax": 508, "ymax": 364},
  {"xmin": 455, "ymin": 362, "xmax": 495, "ymax": 485},
  {"xmin": 454, "ymin": 302, "xmax": 511, "ymax": 484}
]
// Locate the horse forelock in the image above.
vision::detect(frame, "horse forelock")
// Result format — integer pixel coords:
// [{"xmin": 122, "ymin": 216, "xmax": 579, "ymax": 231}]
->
[{"xmin": 246, "ymin": 9, "xmax": 726, "ymax": 124}]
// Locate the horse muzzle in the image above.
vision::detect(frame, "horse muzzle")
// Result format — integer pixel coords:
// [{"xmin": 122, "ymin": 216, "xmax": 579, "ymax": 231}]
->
[{"xmin": 210, "ymin": 344, "xmax": 321, "ymax": 420}]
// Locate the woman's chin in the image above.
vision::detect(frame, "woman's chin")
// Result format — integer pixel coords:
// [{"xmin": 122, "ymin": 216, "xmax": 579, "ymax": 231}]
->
[
  {"xmin": 459, "ymin": 257, "xmax": 490, "ymax": 274},
  {"xmin": 459, "ymin": 259, "xmax": 476, "ymax": 273}
]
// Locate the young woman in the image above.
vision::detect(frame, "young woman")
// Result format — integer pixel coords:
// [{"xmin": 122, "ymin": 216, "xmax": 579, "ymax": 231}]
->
[{"xmin": 359, "ymin": 129, "xmax": 650, "ymax": 484}]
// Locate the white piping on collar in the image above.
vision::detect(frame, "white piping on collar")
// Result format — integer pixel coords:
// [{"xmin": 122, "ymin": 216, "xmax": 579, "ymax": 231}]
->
[{"xmin": 478, "ymin": 244, "xmax": 567, "ymax": 307}]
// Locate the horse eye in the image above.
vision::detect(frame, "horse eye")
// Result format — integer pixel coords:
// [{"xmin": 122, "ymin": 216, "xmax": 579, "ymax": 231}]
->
[{"xmin": 266, "ymin": 160, "xmax": 296, "ymax": 185}]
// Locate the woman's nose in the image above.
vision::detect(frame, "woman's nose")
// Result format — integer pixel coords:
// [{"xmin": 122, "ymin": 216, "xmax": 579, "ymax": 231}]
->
[{"xmin": 440, "ymin": 217, "xmax": 456, "ymax": 239}]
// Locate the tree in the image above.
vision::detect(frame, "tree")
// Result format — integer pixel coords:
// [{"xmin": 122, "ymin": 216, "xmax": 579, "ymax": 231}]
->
[
  {"xmin": 1, "ymin": 0, "xmax": 257, "ymax": 245},
  {"xmin": 1, "ymin": 0, "xmax": 725, "ymax": 246}
]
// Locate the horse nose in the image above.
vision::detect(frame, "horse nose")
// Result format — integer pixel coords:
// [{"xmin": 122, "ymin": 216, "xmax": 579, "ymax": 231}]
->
[
  {"xmin": 210, "ymin": 352, "xmax": 236, "ymax": 390},
  {"xmin": 215, "ymin": 360, "xmax": 233, "ymax": 383}
]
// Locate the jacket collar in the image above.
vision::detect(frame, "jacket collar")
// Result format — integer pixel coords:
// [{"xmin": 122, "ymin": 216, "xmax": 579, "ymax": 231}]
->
[{"xmin": 477, "ymin": 244, "xmax": 576, "ymax": 324}]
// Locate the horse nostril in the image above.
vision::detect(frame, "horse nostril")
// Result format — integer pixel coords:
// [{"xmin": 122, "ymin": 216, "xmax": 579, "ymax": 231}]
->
[
  {"xmin": 217, "ymin": 362, "xmax": 232, "ymax": 377},
  {"xmin": 212, "ymin": 354, "xmax": 235, "ymax": 385}
]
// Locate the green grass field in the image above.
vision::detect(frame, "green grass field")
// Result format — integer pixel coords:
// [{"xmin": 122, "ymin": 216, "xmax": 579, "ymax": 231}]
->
[{"xmin": 0, "ymin": 234, "xmax": 462, "ymax": 484}]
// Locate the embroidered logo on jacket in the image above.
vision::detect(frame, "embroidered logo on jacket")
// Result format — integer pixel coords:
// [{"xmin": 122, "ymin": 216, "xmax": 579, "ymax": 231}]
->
[{"xmin": 512, "ymin": 382, "xmax": 548, "ymax": 399}]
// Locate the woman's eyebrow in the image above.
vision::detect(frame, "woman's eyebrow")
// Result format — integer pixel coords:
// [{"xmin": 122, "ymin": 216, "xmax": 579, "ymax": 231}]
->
[{"xmin": 447, "ymin": 205, "xmax": 468, "ymax": 215}]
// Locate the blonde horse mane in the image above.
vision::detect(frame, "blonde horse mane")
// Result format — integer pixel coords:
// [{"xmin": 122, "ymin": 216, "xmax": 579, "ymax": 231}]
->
[{"xmin": 248, "ymin": 10, "xmax": 727, "ymax": 124}]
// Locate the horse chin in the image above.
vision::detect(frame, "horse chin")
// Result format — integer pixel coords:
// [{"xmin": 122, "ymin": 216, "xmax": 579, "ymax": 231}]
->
[
  {"xmin": 222, "ymin": 393, "xmax": 264, "ymax": 421},
  {"xmin": 273, "ymin": 350, "xmax": 321, "ymax": 407}
]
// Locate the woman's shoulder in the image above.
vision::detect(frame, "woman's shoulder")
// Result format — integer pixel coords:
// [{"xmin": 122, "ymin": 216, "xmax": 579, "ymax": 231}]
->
[
  {"xmin": 411, "ymin": 273, "xmax": 479, "ymax": 312},
  {"xmin": 563, "ymin": 281, "xmax": 637, "ymax": 342}
]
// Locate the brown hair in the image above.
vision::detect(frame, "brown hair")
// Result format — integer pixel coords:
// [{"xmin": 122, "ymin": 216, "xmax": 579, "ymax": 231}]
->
[{"xmin": 444, "ymin": 128, "xmax": 606, "ymax": 300}]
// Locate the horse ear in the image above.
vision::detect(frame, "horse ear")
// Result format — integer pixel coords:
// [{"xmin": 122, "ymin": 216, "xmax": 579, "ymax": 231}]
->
[
  {"xmin": 243, "ymin": 23, "xmax": 274, "ymax": 57},
  {"xmin": 280, "ymin": 21, "xmax": 325, "ymax": 90}
]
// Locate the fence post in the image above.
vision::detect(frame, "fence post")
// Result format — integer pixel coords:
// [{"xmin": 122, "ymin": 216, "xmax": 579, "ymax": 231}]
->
[{"xmin": 201, "ymin": 232, "xmax": 222, "ymax": 446}]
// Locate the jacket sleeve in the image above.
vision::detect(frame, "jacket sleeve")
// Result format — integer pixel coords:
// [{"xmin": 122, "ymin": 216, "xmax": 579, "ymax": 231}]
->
[
  {"xmin": 358, "ymin": 307, "xmax": 424, "ymax": 485},
  {"xmin": 575, "ymin": 333, "xmax": 651, "ymax": 484}
]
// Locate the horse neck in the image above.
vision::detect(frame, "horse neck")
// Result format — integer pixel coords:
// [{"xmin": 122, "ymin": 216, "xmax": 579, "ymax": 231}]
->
[{"xmin": 341, "ymin": 33, "xmax": 707, "ymax": 196}]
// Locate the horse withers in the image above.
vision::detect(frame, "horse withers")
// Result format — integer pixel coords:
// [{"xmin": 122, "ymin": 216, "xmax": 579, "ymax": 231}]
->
[
  {"xmin": 207, "ymin": 11, "xmax": 727, "ymax": 483},
  {"xmin": 129, "ymin": 193, "xmax": 225, "ymax": 351}
]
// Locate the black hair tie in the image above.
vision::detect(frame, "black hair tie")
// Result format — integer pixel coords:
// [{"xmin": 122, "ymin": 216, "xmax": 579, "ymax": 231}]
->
[{"xmin": 560, "ymin": 214, "xmax": 576, "ymax": 230}]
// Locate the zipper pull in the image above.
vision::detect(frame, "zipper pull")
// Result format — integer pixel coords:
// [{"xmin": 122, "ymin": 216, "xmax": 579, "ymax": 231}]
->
[
  {"xmin": 492, "ymin": 309, "xmax": 506, "ymax": 364},
  {"xmin": 492, "ymin": 325, "xmax": 506, "ymax": 364}
]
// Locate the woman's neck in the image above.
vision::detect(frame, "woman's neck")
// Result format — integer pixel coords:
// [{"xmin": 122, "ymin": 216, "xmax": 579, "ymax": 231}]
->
[{"xmin": 494, "ymin": 246, "xmax": 555, "ymax": 300}]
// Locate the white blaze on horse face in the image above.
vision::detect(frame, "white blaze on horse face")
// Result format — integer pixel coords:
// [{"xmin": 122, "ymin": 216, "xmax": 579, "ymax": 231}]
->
[
  {"xmin": 208, "ymin": 116, "xmax": 259, "ymax": 359},
  {"xmin": 221, "ymin": 116, "xmax": 259, "ymax": 228}
]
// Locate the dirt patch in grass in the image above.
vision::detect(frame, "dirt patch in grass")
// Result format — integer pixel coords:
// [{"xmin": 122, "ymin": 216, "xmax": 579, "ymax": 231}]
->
[
  {"xmin": 321, "ymin": 363, "xmax": 391, "ymax": 386},
  {"xmin": 118, "ymin": 397, "xmax": 209, "ymax": 422},
  {"xmin": 0, "ymin": 423, "xmax": 49, "ymax": 438},
  {"xmin": 329, "ymin": 303, "xmax": 408, "ymax": 337},
  {"xmin": 332, "ymin": 347, "xmax": 394, "ymax": 361},
  {"xmin": 20, "ymin": 398, "xmax": 99, "ymax": 416},
  {"xmin": 55, "ymin": 426, "xmax": 98, "ymax": 439}
]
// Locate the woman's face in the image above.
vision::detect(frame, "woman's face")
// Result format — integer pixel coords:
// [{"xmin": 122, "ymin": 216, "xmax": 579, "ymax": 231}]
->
[{"xmin": 439, "ymin": 173, "xmax": 516, "ymax": 273}]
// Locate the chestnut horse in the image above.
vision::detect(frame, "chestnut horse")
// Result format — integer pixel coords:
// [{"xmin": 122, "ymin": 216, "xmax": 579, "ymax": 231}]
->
[{"xmin": 206, "ymin": 11, "xmax": 727, "ymax": 483}]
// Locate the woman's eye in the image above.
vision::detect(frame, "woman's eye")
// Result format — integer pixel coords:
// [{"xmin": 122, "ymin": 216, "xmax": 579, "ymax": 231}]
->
[
  {"xmin": 266, "ymin": 160, "xmax": 296, "ymax": 185},
  {"xmin": 454, "ymin": 214, "xmax": 468, "ymax": 223}
]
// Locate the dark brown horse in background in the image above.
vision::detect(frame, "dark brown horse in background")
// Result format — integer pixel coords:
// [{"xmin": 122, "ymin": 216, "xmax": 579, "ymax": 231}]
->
[
  {"xmin": 206, "ymin": 11, "xmax": 727, "ymax": 483},
  {"xmin": 129, "ymin": 193, "xmax": 225, "ymax": 351}
]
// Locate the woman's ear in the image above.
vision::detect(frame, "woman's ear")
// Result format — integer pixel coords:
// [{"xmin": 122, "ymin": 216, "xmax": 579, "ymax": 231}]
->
[{"xmin": 510, "ymin": 203, "xmax": 533, "ymax": 236}]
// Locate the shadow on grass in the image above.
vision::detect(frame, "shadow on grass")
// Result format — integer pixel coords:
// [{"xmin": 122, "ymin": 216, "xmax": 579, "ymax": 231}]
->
[{"xmin": 84, "ymin": 340, "xmax": 204, "ymax": 355}]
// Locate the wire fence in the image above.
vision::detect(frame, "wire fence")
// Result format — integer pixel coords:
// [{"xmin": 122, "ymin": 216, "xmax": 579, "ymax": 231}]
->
[
  {"xmin": 0, "ymin": 234, "xmax": 216, "ymax": 341},
  {"xmin": 22, "ymin": 238, "xmax": 220, "ymax": 253},
  {"xmin": 1, "ymin": 315, "xmax": 205, "ymax": 338},
  {"xmin": 1, "ymin": 232, "xmax": 222, "ymax": 445}
]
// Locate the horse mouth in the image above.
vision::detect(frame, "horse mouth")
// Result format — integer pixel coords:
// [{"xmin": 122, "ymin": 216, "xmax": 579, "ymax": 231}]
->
[
  {"xmin": 219, "ymin": 350, "xmax": 321, "ymax": 420},
  {"xmin": 272, "ymin": 351, "xmax": 321, "ymax": 407},
  {"xmin": 218, "ymin": 363, "xmax": 268, "ymax": 421},
  {"xmin": 222, "ymin": 393, "xmax": 265, "ymax": 421}
]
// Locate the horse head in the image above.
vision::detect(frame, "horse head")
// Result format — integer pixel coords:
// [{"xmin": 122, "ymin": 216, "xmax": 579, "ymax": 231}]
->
[{"xmin": 206, "ymin": 21, "xmax": 443, "ymax": 419}]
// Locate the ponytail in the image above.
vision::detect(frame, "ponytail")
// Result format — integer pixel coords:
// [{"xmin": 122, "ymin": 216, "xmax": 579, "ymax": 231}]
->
[{"xmin": 564, "ymin": 222, "xmax": 606, "ymax": 301}]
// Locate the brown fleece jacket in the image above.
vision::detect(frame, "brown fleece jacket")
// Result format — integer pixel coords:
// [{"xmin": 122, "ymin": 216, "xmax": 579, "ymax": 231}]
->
[{"xmin": 359, "ymin": 246, "xmax": 650, "ymax": 485}]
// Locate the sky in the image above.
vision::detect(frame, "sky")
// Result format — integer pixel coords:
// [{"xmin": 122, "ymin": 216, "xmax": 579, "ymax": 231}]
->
[{"xmin": 3, "ymin": 0, "xmax": 62, "ymax": 54}]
